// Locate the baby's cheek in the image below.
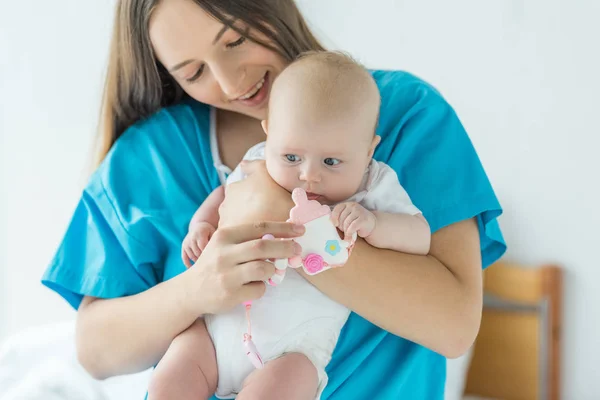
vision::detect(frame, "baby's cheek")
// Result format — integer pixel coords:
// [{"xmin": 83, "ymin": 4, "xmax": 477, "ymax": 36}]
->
[
  {"xmin": 330, "ymin": 174, "xmax": 364, "ymax": 202},
  {"xmin": 266, "ymin": 160, "xmax": 297, "ymax": 193}
]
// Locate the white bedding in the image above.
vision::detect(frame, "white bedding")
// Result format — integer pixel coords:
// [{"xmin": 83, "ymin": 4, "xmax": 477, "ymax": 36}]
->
[
  {"xmin": 0, "ymin": 321, "xmax": 481, "ymax": 399},
  {"xmin": 0, "ymin": 322, "xmax": 151, "ymax": 400}
]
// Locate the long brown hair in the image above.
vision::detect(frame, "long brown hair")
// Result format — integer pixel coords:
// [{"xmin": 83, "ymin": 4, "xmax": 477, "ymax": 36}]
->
[{"xmin": 95, "ymin": 0, "xmax": 325, "ymax": 166}]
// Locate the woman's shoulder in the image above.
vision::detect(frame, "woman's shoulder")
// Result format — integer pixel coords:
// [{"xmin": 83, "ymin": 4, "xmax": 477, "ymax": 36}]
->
[
  {"xmin": 370, "ymin": 70, "xmax": 448, "ymax": 114},
  {"xmin": 369, "ymin": 70, "xmax": 458, "ymax": 142},
  {"xmin": 97, "ymin": 98, "xmax": 212, "ymax": 175},
  {"xmin": 91, "ymin": 98, "xmax": 218, "ymax": 211},
  {"xmin": 114, "ymin": 98, "xmax": 211, "ymax": 159}
]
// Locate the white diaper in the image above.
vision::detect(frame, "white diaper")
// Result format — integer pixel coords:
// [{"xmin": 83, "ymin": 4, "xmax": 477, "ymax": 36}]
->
[{"xmin": 205, "ymin": 269, "xmax": 349, "ymax": 399}]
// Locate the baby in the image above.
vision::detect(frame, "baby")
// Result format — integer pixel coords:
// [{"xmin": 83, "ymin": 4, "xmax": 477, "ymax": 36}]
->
[{"xmin": 149, "ymin": 52, "xmax": 431, "ymax": 400}]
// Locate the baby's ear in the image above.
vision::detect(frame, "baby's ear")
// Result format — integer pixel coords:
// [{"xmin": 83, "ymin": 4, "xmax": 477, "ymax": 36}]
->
[
  {"xmin": 261, "ymin": 119, "xmax": 269, "ymax": 136},
  {"xmin": 368, "ymin": 135, "xmax": 381, "ymax": 158}
]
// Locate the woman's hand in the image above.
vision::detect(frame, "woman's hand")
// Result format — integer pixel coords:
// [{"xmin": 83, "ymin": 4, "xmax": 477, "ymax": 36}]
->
[
  {"xmin": 184, "ymin": 220, "xmax": 304, "ymax": 316},
  {"xmin": 218, "ymin": 160, "xmax": 294, "ymax": 228},
  {"xmin": 76, "ymin": 220, "xmax": 304, "ymax": 380}
]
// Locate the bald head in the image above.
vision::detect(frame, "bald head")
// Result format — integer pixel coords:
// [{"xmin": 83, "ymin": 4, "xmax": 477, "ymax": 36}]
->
[{"xmin": 267, "ymin": 51, "xmax": 380, "ymax": 141}]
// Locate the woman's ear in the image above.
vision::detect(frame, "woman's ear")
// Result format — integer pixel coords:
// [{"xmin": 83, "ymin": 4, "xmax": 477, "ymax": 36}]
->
[
  {"xmin": 261, "ymin": 119, "xmax": 269, "ymax": 136},
  {"xmin": 368, "ymin": 135, "xmax": 381, "ymax": 158}
]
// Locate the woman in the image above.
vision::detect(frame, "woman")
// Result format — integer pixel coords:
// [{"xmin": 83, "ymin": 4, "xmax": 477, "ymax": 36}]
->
[{"xmin": 41, "ymin": 0, "xmax": 506, "ymax": 399}]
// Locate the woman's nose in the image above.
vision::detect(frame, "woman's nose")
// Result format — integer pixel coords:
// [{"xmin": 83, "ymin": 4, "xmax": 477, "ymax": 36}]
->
[{"xmin": 212, "ymin": 62, "xmax": 247, "ymax": 100}]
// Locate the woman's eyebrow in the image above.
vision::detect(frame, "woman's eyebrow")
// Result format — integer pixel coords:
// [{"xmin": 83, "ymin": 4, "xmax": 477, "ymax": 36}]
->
[
  {"xmin": 212, "ymin": 25, "xmax": 228, "ymax": 45},
  {"xmin": 169, "ymin": 60, "xmax": 194, "ymax": 72},
  {"xmin": 169, "ymin": 25, "xmax": 229, "ymax": 72}
]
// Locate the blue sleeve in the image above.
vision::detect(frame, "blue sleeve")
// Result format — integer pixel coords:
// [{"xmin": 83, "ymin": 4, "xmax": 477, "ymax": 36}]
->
[
  {"xmin": 41, "ymin": 178, "xmax": 161, "ymax": 309},
  {"xmin": 42, "ymin": 101, "xmax": 218, "ymax": 309},
  {"xmin": 375, "ymin": 73, "xmax": 506, "ymax": 267}
]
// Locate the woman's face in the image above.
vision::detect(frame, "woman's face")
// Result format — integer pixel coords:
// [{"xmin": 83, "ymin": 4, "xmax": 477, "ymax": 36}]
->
[{"xmin": 149, "ymin": 0, "xmax": 288, "ymax": 120}]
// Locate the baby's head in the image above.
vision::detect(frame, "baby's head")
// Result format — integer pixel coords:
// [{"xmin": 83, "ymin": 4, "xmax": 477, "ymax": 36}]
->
[{"xmin": 262, "ymin": 51, "xmax": 381, "ymax": 205}]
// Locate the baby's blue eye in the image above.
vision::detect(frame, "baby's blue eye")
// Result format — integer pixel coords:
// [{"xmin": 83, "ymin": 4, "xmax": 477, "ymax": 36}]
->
[
  {"xmin": 285, "ymin": 154, "xmax": 300, "ymax": 163},
  {"xmin": 324, "ymin": 158, "xmax": 340, "ymax": 166}
]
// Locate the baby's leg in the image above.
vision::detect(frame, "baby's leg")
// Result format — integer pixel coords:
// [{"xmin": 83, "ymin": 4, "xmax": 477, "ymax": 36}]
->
[
  {"xmin": 147, "ymin": 318, "xmax": 217, "ymax": 400},
  {"xmin": 237, "ymin": 353, "xmax": 319, "ymax": 400}
]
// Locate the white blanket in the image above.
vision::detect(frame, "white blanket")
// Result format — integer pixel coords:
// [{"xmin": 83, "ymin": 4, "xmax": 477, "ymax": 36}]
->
[
  {"xmin": 0, "ymin": 322, "xmax": 151, "ymax": 400},
  {"xmin": 0, "ymin": 321, "xmax": 480, "ymax": 400}
]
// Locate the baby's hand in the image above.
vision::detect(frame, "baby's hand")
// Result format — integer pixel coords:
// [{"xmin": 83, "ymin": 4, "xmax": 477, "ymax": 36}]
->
[
  {"xmin": 331, "ymin": 202, "xmax": 376, "ymax": 240},
  {"xmin": 181, "ymin": 222, "xmax": 216, "ymax": 268}
]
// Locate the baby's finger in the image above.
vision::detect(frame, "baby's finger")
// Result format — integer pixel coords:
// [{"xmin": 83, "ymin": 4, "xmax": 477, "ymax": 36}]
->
[
  {"xmin": 188, "ymin": 248, "xmax": 199, "ymax": 262},
  {"xmin": 188, "ymin": 248, "xmax": 199, "ymax": 264},
  {"xmin": 197, "ymin": 235, "xmax": 209, "ymax": 252},
  {"xmin": 182, "ymin": 248, "xmax": 192, "ymax": 268},
  {"xmin": 339, "ymin": 206, "xmax": 354, "ymax": 228},
  {"xmin": 330, "ymin": 204, "xmax": 345, "ymax": 226},
  {"xmin": 191, "ymin": 241, "xmax": 201, "ymax": 258},
  {"xmin": 343, "ymin": 214, "xmax": 360, "ymax": 233},
  {"xmin": 346, "ymin": 219, "xmax": 361, "ymax": 239}
]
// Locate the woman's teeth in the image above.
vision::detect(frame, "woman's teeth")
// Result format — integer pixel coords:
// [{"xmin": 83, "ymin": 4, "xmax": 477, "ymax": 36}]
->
[{"xmin": 238, "ymin": 77, "xmax": 265, "ymax": 100}]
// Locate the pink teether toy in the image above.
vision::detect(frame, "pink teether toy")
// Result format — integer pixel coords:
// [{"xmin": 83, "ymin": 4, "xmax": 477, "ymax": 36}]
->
[
  {"xmin": 285, "ymin": 188, "xmax": 356, "ymax": 275},
  {"xmin": 242, "ymin": 300, "xmax": 264, "ymax": 369}
]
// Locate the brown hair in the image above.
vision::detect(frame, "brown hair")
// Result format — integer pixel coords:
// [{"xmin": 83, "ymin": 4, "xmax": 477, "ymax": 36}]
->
[{"xmin": 95, "ymin": 0, "xmax": 325, "ymax": 166}]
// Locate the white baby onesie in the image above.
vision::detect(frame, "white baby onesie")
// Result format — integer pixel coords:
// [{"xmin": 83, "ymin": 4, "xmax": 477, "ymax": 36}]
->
[{"xmin": 205, "ymin": 142, "xmax": 421, "ymax": 399}]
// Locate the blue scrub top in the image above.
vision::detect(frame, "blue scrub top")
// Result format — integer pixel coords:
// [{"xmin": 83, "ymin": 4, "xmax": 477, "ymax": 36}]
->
[{"xmin": 42, "ymin": 70, "xmax": 506, "ymax": 399}]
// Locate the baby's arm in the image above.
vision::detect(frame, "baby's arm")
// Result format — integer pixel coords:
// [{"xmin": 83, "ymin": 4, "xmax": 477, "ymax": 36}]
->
[
  {"xmin": 189, "ymin": 186, "xmax": 225, "ymax": 229},
  {"xmin": 331, "ymin": 203, "xmax": 431, "ymax": 255},
  {"xmin": 332, "ymin": 161, "xmax": 431, "ymax": 255},
  {"xmin": 368, "ymin": 211, "xmax": 431, "ymax": 255},
  {"xmin": 182, "ymin": 186, "xmax": 225, "ymax": 267}
]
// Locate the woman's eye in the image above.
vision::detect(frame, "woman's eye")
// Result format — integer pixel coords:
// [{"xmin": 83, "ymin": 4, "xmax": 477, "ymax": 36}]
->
[
  {"xmin": 185, "ymin": 65, "xmax": 205, "ymax": 83},
  {"xmin": 324, "ymin": 158, "xmax": 341, "ymax": 166},
  {"xmin": 285, "ymin": 154, "xmax": 300, "ymax": 163},
  {"xmin": 226, "ymin": 36, "xmax": 247, "ymax": 49}
]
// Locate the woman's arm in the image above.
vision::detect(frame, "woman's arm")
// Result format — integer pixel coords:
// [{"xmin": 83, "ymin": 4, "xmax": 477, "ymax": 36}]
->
[
  {"xmin": 77, "ymin": 274, "xmax": 198, "ymax": 379},
  {"xmin": 221, "ymin": 161, "xmax": 482, "ymax": 358},
  {"xmin": 304, "ymin": 217, "xmax": 482, "ymax": 359},
  {"xmin": 76, "ymin": 221, "xmax": 304, "ymax": 379}
]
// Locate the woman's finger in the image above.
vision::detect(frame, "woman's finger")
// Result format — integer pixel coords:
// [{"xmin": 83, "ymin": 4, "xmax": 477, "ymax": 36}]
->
[
  {"xmin": 232, "ymin": 237, "xmax": 301, "ymax": 264},
  {"xmin": 216, "ymin": 221, "xmax": 305, "ymax": 245},
  {"xmin": 231, "ymin": 260, "xmax": 276, "ymax": 286},
  {"xmin": 236, "ymin": 281, "xmax": 268, "ymax": 304}
]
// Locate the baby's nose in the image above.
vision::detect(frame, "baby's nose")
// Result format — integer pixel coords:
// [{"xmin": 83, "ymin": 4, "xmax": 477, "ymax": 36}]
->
[{"xmin": 299, "ymin": 166, "xmax": 321, "ymax": 182}]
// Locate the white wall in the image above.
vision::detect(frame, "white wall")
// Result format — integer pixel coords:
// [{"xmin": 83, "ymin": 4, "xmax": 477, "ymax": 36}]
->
[
  {"xmin": 0, "ymin": 1, "xmax": 117, "ymax": 339},
  {"xmin": 1, "ymin": 0, "xmax": 598, "ymax": 398},
  {"xmin": 1, "ymin": 79, "xmax": 6, "ymax": 339}
]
